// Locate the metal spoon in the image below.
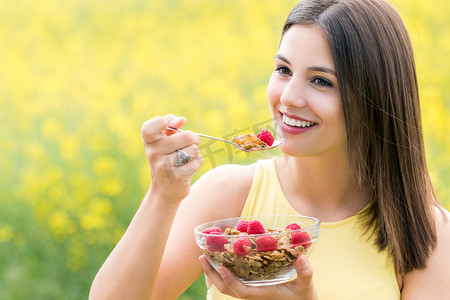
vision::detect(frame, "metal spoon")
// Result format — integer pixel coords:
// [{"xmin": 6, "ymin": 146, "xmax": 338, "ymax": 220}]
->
[{"xmin": 166, "ymin": 127, "xmax": 282, "ymax": 152}]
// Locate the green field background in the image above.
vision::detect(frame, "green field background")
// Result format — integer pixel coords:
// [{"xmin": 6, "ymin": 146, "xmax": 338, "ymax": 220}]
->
[{"xmin": 0, "ymin": 0, "xmax": 449, "ymax": 299}]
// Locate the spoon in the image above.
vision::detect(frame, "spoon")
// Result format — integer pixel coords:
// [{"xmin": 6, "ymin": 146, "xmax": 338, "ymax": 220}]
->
[{"xmin": 166, "ymin": 127, "xmax": 282, "ymax": 152}]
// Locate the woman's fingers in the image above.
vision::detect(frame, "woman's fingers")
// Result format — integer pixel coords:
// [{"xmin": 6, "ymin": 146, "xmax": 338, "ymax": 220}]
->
[
  {"xmin": 292, "ymin": 255, "xmax": 317, "ymax": 298},
  {"xmin": 148, "ymin": 130, "xmax": 200, "ymax": 160},
  {"xmin": 199, "ymin": 256, "xmax": 260, "ymax": 299},
  {"xmin": 141, "ymin": 115, "xmax": 188, "ymax": 145},
  {"xmin": 215, "ymin": 266, "xmax": 252, "ymax": 299},
  {"xmin": 141, "ymin": 116, "xmax": 168, "ymax": 145},
  {"xmin": 199, "ymin": 254, "xmax": 318, "ymax": 300},
  {"xmin": 295, "ymin": 255, "xmax": 313, "ymax": 283},
  {"xmin": 141, "ymin": 115, "xmax": 201, "ymax": 173},
  {"xmin": 169, "ymin": 144, "xmax": 202, "ymax": 174},
  {"xmin": 165, "ymin": 114, "xmax": 186, "ymax": 133},
  {"xmin": 141, "ymin": 115, "xmax": 200, "ymax": 159},
  {"xmin": 199, "ymin": 256, "xmax": 241, "ymax": 296},
  {"xmin": 142, "ymin": 115, "xmax": 202, "ymax": 201},
  {"xmin": 199, "ymin": 255, "xmax": 223, "ymax": 284}
]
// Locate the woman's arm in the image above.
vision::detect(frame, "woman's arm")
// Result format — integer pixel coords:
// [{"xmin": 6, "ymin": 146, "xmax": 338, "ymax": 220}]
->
[
  {"xmin": 89, "ymin": 115, "xmax": 255, "ymax": 300},
  {"xmin": 89, "ymin": 189, "xmax": 183, "ymax": 300},
  {"xmin": 89, "ymin": 115, "xmax": 203, "ymax": 299},
  {"xmin": 401, "ymin": 207, "xmax": 450, "ymax": 298}
]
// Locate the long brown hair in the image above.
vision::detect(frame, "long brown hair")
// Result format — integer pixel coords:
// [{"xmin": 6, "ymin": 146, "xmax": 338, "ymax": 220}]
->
[{"xmin": 282, "ymin": 0, "xmax": 440, "ymax": 274}]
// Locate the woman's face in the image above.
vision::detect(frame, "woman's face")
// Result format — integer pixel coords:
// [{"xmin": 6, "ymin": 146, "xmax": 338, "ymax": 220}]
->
[{"xmin": 267, "ymin": 25, "xmax": 346, "ymax": 158}]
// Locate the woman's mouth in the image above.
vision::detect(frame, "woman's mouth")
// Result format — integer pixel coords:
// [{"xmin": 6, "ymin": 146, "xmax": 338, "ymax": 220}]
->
[
  {"xmin": 278, "ymin": 113, "xmax": 317, "ymax": 135},
  {"xmin": 282, "ymin": 114, "xmax": 316, "ymax": 128}
]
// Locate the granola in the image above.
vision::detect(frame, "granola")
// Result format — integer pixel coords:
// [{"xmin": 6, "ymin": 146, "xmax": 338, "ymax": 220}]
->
[
  {"xmin": 205, "ymin": 244, "xmax": 306, "ymax": 281},
  {"xmin": 200, "ymin": 221, "xmax": 310, "ymax": 282},
  {"xmin": 231, "ymin": 133, "xmax": 268, "ymax": 150}
]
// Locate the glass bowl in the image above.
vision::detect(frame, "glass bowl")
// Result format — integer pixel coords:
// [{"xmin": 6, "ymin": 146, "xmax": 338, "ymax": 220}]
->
[{"xmin": 194, "ymin": 215, "xmax": 320, "ymax": 286}]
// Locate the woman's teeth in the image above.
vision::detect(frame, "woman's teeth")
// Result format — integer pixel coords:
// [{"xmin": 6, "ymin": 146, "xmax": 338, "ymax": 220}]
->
[{"xmin": 282, "ymin": 115, "xmax": 315, "ymax": 128}]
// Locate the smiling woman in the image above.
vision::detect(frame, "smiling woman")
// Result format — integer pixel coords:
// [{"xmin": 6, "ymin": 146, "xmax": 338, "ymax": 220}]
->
[
  {"xmin": 89, "ymin": 0, "xmax": 449, "ymax": 300},
  {"xmin": 267, "ymin": 25, "xmax": 345, "ymax": 157},
  {"xmin": 0, "ymin": 0, "xmax": 448, "ymax": 299}
]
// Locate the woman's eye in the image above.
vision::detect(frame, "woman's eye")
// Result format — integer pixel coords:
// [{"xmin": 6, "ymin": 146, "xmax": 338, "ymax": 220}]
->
[
  {"xmin": 274, "ymin": 66, "xmax": 291, "ymax": 76},
  {"xmin": 313, "ymin": 77, "xmax": 333, "ymax": 87}
]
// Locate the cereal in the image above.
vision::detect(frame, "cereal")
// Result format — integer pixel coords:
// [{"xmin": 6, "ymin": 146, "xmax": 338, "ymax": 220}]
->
[
  {"xmin": 201, "ymin": 221, "xmax": 310, "ymax": 282},
  {"xmin": 231, "ymin": 133, "xmax": 268, "ymax": 150}
]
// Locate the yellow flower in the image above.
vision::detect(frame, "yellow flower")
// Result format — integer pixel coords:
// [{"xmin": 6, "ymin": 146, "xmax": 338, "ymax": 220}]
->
[
  {"xmin": 0, "ymin": 225, "xmax": 14, "ymax": 243},
  {"xmin": 49, "ymin": 211, "xmax": 76, "ymax": 242}
]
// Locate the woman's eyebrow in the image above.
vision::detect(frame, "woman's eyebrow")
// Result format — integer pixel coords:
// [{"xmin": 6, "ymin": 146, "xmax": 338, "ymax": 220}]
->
[
  {"xmin": 274, "ymin": 53, "xmax": 291, "ymax": 64},
  {"xmin": 308, "ymin": 66, "xmax": 337, "ymax": 77}
]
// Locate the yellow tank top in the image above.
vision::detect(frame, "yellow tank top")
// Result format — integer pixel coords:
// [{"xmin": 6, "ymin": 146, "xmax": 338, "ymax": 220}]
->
[{"xmin": 207, "ymin": 158, "xmax": 400, "ymax": 300}]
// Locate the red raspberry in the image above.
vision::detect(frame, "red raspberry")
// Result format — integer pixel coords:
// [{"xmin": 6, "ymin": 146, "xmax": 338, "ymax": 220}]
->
[
  {"xmin": 206, "ymin": 232, "xmax": 228, "ymax": 252},
  {"xmin": 256, "ymin": 236, "xmax": 278, "ymax": 252},
  {"xmin": 257, "ymin": 129, "xmax": 274, "ymax": 146},
  {"xmin": 203, "ymin": 227, "xmax": 222, "ymax": 234},
  {"xmin": 247, "ymin": 220, "xmax": 265, "ymax": 235},
  {"xmin": 236, "ymin": 220, "xmax": 249, "ymax": 233},
  {"xmin": 233, "ymin": 237, "xmax": 252, "ymax": 256},
  {"xmin": 291, "ymin": 232, "xmax": 312, "ymax": 249},
  {"xmin": 285, "ymin": 223, "xmax": 301, "ymax": 231}
]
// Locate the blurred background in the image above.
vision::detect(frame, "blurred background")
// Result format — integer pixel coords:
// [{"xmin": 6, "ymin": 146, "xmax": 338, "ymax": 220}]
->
[{"xmin": 0, "ymin": 0, "xmax": 448, "ymax": 299}]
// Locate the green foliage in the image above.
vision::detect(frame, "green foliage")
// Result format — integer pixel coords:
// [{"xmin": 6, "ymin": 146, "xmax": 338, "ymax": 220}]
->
[{"xmin": 0, "ymin": 0, "xmax": 448, "ymax": 299}]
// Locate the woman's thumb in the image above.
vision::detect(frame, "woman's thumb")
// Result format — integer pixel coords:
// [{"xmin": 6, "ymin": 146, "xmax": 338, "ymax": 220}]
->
[{"xmin": 294, "ymin": 254, "xmax": 314, "ymax": 290}]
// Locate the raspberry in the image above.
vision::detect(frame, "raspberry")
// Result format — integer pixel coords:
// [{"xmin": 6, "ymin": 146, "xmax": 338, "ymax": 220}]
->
[
  {"xmin": 247, "ymin": 220, "xmax": 265, "ymax": 235},
  {"xmin": 285, "ymin": 223, "xmax": 301, "ymax": 231},
  {"xmin": 291, "ymin": 232, "xmax": 312, "ymax": 249},
  {"xmin": 203, "ymin": 227, "xmax": 222, "ymax": 234},
  {"xmin": 236, "ymin": 220, "xmax": 249, "ymax": 233},
  {"xmin": 206, "ymin": 232, "xmax": 228, "ymax": 252},
  {"xmin": 257, "ymin": 129, "xmax": 274, "ymax": 146},
  {"xmin": 233, "ymin": 237, "xmax": 252, "ymax": 256},
  {"xmin": 256, "ymin": 236, "xmax": 278, "ymax": 252}
]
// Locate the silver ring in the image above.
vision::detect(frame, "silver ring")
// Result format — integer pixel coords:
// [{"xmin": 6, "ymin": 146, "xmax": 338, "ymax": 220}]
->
[{"xmin": 175, "ymin": 149, "xmax": 195, "ymax": 167}]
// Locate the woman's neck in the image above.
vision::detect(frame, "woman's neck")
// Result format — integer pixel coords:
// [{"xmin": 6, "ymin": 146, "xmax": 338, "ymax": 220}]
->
[{"xmin": 276, "ymin": 155, "xmax": 371, "ymax": 222}]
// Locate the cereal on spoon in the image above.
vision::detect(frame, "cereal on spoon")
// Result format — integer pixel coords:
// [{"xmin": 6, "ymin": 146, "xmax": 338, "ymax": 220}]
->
[{"xmin": 231, "ymin": 129, "xmax": 275, "ymax": 150}]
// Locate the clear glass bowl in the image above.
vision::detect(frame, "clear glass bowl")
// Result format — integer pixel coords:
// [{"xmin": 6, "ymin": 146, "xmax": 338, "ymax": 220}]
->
[{"xmin": 194, "ymin": 215, "xmax": 321, "ymax": 286}]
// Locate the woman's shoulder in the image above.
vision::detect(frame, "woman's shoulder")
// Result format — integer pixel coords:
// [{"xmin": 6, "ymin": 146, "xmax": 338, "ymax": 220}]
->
[
  {"xmin": 432, "ymin": 205, "xmax": 450, "ymax": 246},
  {"xmin": 194, "ymin": 163, "xmax": 257, "ymax": 193},
  {"xmin": 433, "ymin": 205, "xmax": 450, "ymax": 250},
  {"xmin": 435, "ymin": 205, "xmax": 450, "ymax": 222},
  {"xmin": 401, "ymin": 205, "xmax": 450, "ymax": 298},
  {"xmin": 188, "ymin": 163, "xmax": 257, "ymax": 217}
]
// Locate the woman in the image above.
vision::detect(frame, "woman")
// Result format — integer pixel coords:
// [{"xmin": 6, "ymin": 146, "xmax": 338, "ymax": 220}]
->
[{"xmin": 89, "ymin": 0, "xmax": 450, "ymax": 299}]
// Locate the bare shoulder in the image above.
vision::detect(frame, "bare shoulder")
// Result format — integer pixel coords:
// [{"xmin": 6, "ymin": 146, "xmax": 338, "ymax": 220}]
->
[
  {"xmin": 174, "ymin": 162, "xmax": 257, "ymax": 230},
  {"xmin": 188, "ymin": 163, "xmax": 256, "ymax": 217},
  {"xmin": 433, "ymin": 205, "xmax": 450, "ymax": 230},
  {"xmin": 402, "ymin": 206, "xmax": 450, "ymax": 299},
  {"xmin": 195, "ymin": 163, "xmax": 256, "ymax": 188}
]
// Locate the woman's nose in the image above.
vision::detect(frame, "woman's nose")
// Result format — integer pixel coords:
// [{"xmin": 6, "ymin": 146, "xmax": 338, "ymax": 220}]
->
[{"xmin": 280, "ymin": 79, "xmax": 307, "ymax": 107}]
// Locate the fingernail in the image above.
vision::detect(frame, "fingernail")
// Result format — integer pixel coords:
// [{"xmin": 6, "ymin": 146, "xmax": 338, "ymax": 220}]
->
[
  {"xmin": 199, "ymin": 256, "xmax": 206, "ymax": 267},
  {"xmin": 300, "ymin": 255, "xmax": 308, "ymax": 268},
  {"xmin": 301, "ymin": 261, "xmax": 308, "ymax": 269},
  {"xmin": 173, "ymin": 116, "xmax": 183, "ymax": 124},
  {"xmin": 218, "ymin": 267, "xmax": 227, "ymax": 279}
]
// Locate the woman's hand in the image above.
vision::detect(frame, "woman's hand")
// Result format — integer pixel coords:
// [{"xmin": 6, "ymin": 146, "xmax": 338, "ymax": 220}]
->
[
  {"xmin": 141, "ymin": 114, "xmax": 203, "ymax": 203},
  {"xmin": 90, "ymin": 115, "xmax": 202, "ymax": 300},
  {"xmin": 199, "ymin": 254, "xmax": 318, "ymax": 300}
]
